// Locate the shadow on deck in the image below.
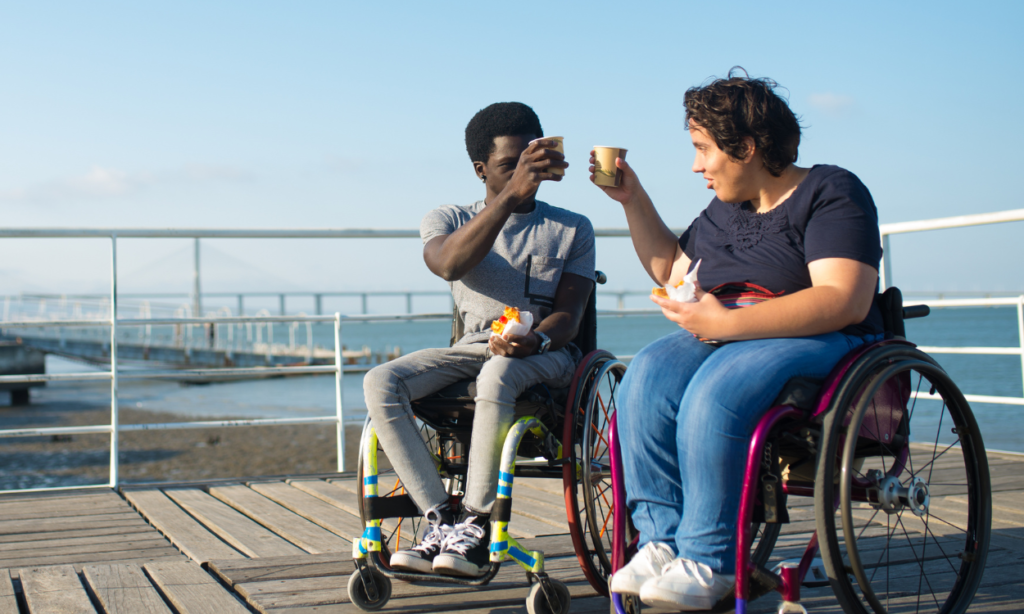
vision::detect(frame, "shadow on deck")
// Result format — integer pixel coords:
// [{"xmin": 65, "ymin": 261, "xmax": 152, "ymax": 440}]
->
[{"xmin": 0, "ymin": 450, "xmax": 1022, "ymax": 613}]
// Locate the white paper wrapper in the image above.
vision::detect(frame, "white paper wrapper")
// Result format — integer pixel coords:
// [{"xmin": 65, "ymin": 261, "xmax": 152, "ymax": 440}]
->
[
  {"xmin": 491, "ymin": 310, "xmax": 534, "ymax": 339},
  {"xmin": 664, "ymin": 259, "xmax": 702, "ymax": 303}
]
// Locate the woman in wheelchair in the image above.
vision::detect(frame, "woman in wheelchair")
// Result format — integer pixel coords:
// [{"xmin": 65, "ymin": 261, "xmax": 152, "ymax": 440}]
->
[
  {"xmin": 592, "ymin": 70, "xmax": 886, "ymax": 610},
  {"xmin": 362, "ymin": 102, "xmax": 595, "ymax": 579}
]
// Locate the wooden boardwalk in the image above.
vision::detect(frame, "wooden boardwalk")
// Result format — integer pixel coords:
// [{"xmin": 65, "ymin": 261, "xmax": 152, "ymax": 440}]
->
[{"xmin": 0, "ymin": 449, "xmax": 1022, "ymax": 613}]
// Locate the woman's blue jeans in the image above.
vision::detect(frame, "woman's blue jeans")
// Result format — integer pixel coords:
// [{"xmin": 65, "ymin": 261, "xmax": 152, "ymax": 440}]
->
[{"xmin": 616, "ymin": 329, "xmax": 876, "ymax": 574}]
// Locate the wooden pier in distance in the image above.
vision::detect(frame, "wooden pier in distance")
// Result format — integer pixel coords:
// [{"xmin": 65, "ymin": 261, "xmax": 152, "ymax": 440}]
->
[{"xmin": 0, "ymin": 449, "xmax": 1022, "ymax": 613}]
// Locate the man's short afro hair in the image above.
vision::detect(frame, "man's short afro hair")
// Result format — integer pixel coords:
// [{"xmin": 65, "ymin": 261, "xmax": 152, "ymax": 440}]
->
[{"xmin": 465, "ymin": 102, "xmax": 543, "ymax": 163}]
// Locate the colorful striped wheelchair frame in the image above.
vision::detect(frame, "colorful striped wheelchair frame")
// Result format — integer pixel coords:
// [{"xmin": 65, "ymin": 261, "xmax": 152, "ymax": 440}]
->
[{"xmin": 353, "ymin": 416, "xmax": 555, "ymax": 576}]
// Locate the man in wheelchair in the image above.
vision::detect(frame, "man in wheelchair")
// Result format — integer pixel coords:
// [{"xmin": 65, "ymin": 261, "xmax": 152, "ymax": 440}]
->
[
  {"xmin": 363, "ymin": 102, "xmax": 595, "ymax": 578},
  {"xmin": 591, "ymin": 70, "xmax": 885, "ymax": 610}
]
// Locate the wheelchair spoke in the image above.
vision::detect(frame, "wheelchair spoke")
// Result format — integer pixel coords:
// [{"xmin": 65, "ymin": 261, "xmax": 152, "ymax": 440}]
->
[
  {"xmin": 923, "ymin": 518, "xmax": 962, "ymax": 577},
  {"xmin": 913, "ymin": 438, "xmax": 961, "ymax": 480},
  {"xmin": 926, "ymin": 401, "xmax": 948, "ymax": 485},
  {"xmin": 921, "ymin": 510, "xmax": 969, "ymax": 534},
  {"xmin": 895, "ymin": 512, "xmax": 942, "ymax": 611},
  {"xmin": 868, "ymin": 511, "xmax": 897, "ymax": 585}
]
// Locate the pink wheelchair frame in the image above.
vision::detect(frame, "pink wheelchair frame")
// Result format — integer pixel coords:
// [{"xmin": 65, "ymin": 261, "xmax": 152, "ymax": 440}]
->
[{"xmin": 607, "ymin": 334, "xmax": 991, "ymax": 614}]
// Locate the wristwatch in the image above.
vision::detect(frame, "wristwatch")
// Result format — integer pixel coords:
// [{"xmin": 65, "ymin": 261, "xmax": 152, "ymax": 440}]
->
[{"xmin": 534, "ymin": 330, "xmax": 552, "ymax": 355}]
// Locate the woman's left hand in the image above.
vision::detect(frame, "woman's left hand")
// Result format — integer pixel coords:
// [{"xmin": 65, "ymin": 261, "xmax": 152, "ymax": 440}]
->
[{"xmin": 650, "ymin": 289, "xmax": 734, "ymax": 340}]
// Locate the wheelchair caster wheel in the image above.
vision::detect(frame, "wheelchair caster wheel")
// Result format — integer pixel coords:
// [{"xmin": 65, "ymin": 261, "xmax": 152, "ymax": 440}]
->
[
  {"xmin": 526, "ymin": 578, "xmax": 571, "ymax": 614},
  {"xmin": 347, "ymin": 567, "xmax": 392, "ymax": 611}
]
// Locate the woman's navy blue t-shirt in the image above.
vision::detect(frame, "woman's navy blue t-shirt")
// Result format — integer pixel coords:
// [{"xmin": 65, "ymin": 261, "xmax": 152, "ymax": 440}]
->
[{"xmin": 678, "ymin": 164, "xmax": 884, "ymax": 337}]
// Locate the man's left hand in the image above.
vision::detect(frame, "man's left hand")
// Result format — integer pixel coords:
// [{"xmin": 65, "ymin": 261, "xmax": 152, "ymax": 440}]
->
[
  {"xmin": 489, "ymin": 332, "xmax": 539, "ymax": 358},
  {"xmin": 650, "ymin": 290, "xmax": 734, "ymax": 340}
]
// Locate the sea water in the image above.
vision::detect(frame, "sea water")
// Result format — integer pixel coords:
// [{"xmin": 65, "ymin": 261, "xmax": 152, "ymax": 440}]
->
[{"xmin": 38, "ymin": 307, "xmax": 1024, "ymax": 453}]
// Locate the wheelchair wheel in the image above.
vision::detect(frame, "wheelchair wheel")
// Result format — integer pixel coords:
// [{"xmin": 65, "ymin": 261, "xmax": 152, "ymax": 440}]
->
[
  {"xmin": 526, "ymin": 578, "xmax": 571, "ymax": 614},
  {"xmin": 347, "ymin": 566, "xmax": 392, "ymax": 611},
  {"xmin": 564, "ymin": 351, "xmax": 626, "ymax": 596},
  {"xmin": 815, "ymin": 347, "xmax": 991, "ymax": 614},
  {"xmin": 357, "ymin": 416, "xmax": 465, "ymax": 570}
]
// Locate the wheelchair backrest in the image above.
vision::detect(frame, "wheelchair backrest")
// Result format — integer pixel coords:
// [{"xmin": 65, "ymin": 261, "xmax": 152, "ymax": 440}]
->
[{"xmin": 448, "ymin": 271, "xmax": 603, "ymax": 356}]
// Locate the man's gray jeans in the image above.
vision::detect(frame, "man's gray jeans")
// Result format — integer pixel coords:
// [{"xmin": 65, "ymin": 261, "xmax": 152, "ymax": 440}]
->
[{"xmin": 363, "ymin": 342, "xmax": 576, "ymax": 515}]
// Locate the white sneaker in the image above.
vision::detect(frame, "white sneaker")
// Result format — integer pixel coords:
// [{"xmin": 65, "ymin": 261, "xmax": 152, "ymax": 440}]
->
[
  {"xmin": 609, "ymin": 542, "xmax": 676, "ymax": 596},
  {"xmin": 640, "ymin": 557, "xmax": 735, "ymax": 610}
]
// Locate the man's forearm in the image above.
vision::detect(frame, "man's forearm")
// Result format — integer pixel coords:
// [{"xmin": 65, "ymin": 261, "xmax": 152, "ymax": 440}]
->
[
  {"xmin": 428, "ymin": 196, "xmax": 520, "ymax": 281},
  {"xmin": 621, "ymin": 190, "xmax": 682, "ymax": 285},
  {"xmin": 535, "ymin": 310, "xmax": 580, "ymax": 351}
]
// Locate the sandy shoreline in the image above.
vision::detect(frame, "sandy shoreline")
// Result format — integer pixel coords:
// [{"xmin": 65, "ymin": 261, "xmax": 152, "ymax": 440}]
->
[{"xmin": 0, "ymin": 398, "xmax": 363, "ymax": 491}]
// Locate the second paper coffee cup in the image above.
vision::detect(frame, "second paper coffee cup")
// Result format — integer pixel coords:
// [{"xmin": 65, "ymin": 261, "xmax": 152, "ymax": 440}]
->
[{"xmin": 594, "ymin": 146, "xmax": 627, "ymax": 186}]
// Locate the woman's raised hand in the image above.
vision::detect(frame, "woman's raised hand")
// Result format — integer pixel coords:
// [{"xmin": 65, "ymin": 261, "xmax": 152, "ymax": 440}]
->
[{"xmin": 589, "ymin": 151, "xmax": 640, "ymax": 204}]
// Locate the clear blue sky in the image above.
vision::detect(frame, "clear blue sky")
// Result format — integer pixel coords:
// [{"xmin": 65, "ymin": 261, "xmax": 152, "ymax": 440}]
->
[{"xmin": 1, "ymin": 1, "xmax": 1022, "ymax": 306}]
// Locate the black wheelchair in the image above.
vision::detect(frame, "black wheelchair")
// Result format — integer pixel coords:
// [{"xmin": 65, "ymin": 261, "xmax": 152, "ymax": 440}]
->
[{"xmin": 347, "ymin": 271, "xmax": 627, "ymax": 613}]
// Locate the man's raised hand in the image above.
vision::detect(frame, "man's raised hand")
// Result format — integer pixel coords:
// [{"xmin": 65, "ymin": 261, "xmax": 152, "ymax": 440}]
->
[{"xmin": 501, "ymin": 138, "xmax": 568, "ymax": 203}]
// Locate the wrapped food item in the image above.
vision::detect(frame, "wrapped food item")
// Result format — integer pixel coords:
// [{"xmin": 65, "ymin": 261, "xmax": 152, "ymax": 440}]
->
[
  {"xmin": 652, "ymin": 259, "xmax": 702, "ymax": 303},
  {"xmin": 490, "ymin": 306, "xmax": 534, "ymax": 339}
]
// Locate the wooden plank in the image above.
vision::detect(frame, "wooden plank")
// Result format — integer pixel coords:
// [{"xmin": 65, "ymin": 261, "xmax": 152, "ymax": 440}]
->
[
  {"xmin": 144, "ymin": 560, "xmax": 251, "ymax": 614},
  {"xmin": 290, "ymin": 479, "xmax": 361, "ymax": 516},
  {"xmin": 164, "ymin": 488, "xmax": 305, "ymax": 558},
  {"xmin": 19, "ymin": 564, "xmax": 97, "ymax": 613},
  {"xmin": 0, "ymin": 523, "xmax": 155, "ymax": 545},
  {"xmin": 0, "ymin": 570, "xmax": 16, "ymax": 614},
  {"xmin": 0, "ymin": 497, "xmax": 129, "ymax": 521},
  {"xmin": 0, "ymin": 512, "xmax": 148, "ymax": 536},
  {"xmin": 0, "ymin": 545, "xmax": 185, "ymax": 570},
  {"xmin": 0, "ymin": 489, "xmax": 118, "ymax": 504},
  {"xmin": 208, "ymin": 554, "xmax": 351, "ymax": 586},
  {"xmin": 124, "ymin": 489, "xmax": 244, "ymax": 564},
  {"xmin": 0, "ymin": 534, "xmax": 170, "ymax": 559},
  {"xmin": 209, "ymin": 485, "xmax": 350, "ymax": 554},
  {"xmin": 249, "ymin": 482, "xmax": 363, "ymax": 542},
  {"xmin": 83, "ymin": 564, "xmax": 173, "ymax": 614}
]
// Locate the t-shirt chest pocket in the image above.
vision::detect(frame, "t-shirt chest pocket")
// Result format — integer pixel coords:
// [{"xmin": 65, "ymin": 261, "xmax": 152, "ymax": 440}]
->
[{"xmin": 524, "ymin": 255, "xmax": 564, "ymax": 308}]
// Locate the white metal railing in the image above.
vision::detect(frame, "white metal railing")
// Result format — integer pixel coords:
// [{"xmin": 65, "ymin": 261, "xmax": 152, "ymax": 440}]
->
[{"xmin": 0, "ymin": 210, "xmax": 1023, "ymax": 492}]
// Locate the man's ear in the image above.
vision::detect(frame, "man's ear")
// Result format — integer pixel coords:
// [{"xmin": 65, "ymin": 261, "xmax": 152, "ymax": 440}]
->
[{"xmin": 473, "ymin": 161, "xmax": 486, "ymax": 180}]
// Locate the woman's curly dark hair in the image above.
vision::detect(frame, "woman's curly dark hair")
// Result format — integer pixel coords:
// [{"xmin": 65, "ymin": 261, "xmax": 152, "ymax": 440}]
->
[
  {"xmin": 465, "ymin": 102, "xmax": 543, "ymax": 163},
  {"xmin": 684, "ymin": 67, "xmax": 801, "ymax": 177}
]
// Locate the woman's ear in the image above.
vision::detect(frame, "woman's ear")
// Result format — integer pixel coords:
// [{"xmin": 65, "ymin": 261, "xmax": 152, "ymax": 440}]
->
[{"xmin": 740, "ymin": 136, "xmax": 758, "ymax": 164}]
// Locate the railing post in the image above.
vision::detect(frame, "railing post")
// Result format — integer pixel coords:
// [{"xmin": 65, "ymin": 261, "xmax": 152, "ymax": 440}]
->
[
  {"xmin": 192, "ymin": 238, "xmax": 202, "ymax": 317},
  {"xmin": 361, "ymin": 293, "xmax": 368, "ymax": 315},
  {"xmin": 109, "ymin": 234, "xmax": 119, "ymax": 488},
  {"xmin": 881, "ymin": 233, "xmax": 892, "ymax": 289},
  {"xmin": 279, "ymin": 294, "xmax": 286, "ymax": 316},
  {"xmin": 334, "ymin": 313, "xmax": 346, "ymax": 473},
  {"xmin": 1017, "ymin": 296, "xmax": 1024, "ymax": 400},
  {"xmin": 406, "ymin": 292, "xmax": 412, "ymax": 314},
  {"xmin": 315, "ymin": 294, "xmax": 323, "ymax": 316},
  {"xmin": 237, "ymin": 294, "xmax": 244, "ymax": 316}
]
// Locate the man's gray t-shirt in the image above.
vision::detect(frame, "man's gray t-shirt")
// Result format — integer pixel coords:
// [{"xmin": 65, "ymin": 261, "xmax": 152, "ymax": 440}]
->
[{"xmin": 421, "ymin": 200, "xmax": 596, "ymax": 345}]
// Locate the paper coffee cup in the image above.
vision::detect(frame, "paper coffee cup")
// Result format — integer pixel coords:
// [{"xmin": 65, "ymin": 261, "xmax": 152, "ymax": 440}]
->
[
  {"xmin": 594, "ymin": 146, "xmax": 627, "ymax": 187},
  {"xmin": 531, "ymin": 136, "xmax": 565, "ymax": 176}
]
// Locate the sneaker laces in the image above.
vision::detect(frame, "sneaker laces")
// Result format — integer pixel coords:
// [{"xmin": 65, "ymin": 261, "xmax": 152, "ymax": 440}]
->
[
  {"xmin": 441, "ymin": 516, "xmax": 486, "ymax": 556},
  {"xmin": 661, "ymin": 558, "xmax": 716, "ymax": 590},
  {"xmin": 411, "ymin": 505, "xmax": 451, "ymax": 554}
]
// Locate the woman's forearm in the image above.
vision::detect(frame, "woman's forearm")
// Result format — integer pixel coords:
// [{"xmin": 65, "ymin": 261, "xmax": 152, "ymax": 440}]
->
[
  {"xmin": 621, "ymin": 190, "xmax": 683, "ymax": 285},
  {"xmin": 718, "ymin": 286, "xmax": 869, "ymax": 340}
]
